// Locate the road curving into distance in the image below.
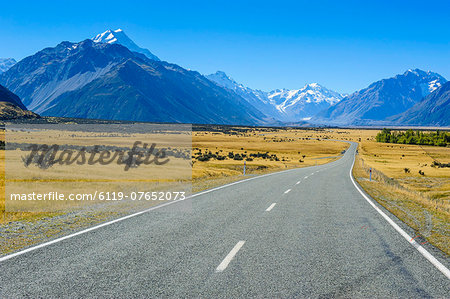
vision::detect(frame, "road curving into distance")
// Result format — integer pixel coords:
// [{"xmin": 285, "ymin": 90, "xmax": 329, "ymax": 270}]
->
[{"xmin": 0, "ymin": 142, "xmax": 449, "ymax": 297}]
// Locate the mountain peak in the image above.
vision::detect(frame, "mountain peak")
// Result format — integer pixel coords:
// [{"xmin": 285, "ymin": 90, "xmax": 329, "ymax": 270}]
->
[
  {"xmin": 304, "ymin": 82, "xmax": 322, "ymax": 89},
  {"xmin": 314, "ymin": 69, "xmax": 447, "ymax": 125},
  {"xmin": 403, "ymin": 68, "xmax": 444, "ymax": 79},
  {"xmin": 214, "ymin": 70, "xmax": 227, "ymax": 75},
  {"xmin": 213, "ymin": 70, "xmax": 232, "ymax": 80},
  {"xmin": 404, "ymin": 68, "xmax": 423, "ymax": 75},
  {"xmin": 92, "ymin": 29, "xmax": 160, "ymax": 61},
  {"xmin": 206, "ymin": 71, "xmax": 241, "ymax": 90},
  {"xmin": 400, "ymin": 68, "xmax": 447, "ymax": 95},
  {"xmin": 267, "ymin": 84, "xmax": 344, "ymax": 121},
  {"xmin": 206, "ymin": 69, "xmax": 344, "ymax": 122},
  {"xmin": 0, "ymin": 39, "xmax": 266, "ymax": 125}
]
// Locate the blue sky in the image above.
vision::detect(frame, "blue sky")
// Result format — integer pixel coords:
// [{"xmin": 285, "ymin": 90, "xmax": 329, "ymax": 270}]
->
[{"xmin": 1, "ymin": 0, "xmax": 449, "ymax": 93}]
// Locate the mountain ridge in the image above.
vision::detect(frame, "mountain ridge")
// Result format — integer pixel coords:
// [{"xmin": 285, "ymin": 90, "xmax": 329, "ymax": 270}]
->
[
  {"xmin": 0, "ymin": 84, "xmax": 39, "ymax": 120},
  {"xmin": 206, "ymin": 71, "xmax": 344, "ymax": 122},
  {"xmin": 2, "ymin": 27, "xmax": 447, "ymax": 127},
  {"xmin": 313, "ymin": 68, "xmax": 447, "ymax": 125},
  {"xmin": 389, "ymin": 81, "xmax": 450, "ymax": 126},
  {"xmin": 206, "ymin": 71, "xmax": 281, "ymax": 120},
  {"xmin": 268, "ymin": 83, "xmax": 344, "ymax": 121},
  {"xmin": 0, "ymin": 40, "xmax": 269, "ymax": 125}
]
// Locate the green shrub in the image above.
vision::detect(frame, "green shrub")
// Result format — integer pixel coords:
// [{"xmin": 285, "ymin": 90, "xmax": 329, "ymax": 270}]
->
[{"xmin": 376, "ymin": 129, "xmax": 449, "ymax": 147}]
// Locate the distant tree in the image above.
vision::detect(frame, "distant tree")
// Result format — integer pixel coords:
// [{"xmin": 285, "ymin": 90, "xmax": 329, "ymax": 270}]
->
[{"xmin": 376, "ymin": 129, "xmax": 448, "ymax": 147}]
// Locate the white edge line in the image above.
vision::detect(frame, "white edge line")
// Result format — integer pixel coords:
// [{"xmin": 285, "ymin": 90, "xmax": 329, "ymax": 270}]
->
[
  {"xmin": 0, "ymin": 200, "xmax": 179, "ymax": 263},
  {"xmin": 265, "ymin": 203, "xmax": 276, "ymax": 212},
  {"xmin": 1, "ymin": 154, "xmax": 342, "ymax": 263},
  {"xmin": 0, "ymin": 165, "xmax": 304, "ymax": 263},
  {"xmin": 215, "ymin": 241, "xmax": 245, "ymax": 272},
  {"xmin": 350, "ymin": 152, "xmax": 450, "ymax": 280},
  {"xmin": 284, "ymin": 189, "xmax": 291, "ymax": 194}
]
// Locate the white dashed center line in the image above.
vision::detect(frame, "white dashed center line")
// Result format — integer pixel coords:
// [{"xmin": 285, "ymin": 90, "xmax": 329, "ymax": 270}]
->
[
  {"xmin": 284, "ymin": 189, "xmax": 291, "ymax": 194},
  {"xmin": 216, "ymin": 241, "xmax": 245, "ymax": 272},
  {"xmin": 265, "ymin": 203, "xmax": 276, "ymax": 212},
  {"xmin": 296, "ymin": 181, "xmax": 301, "ymax": 185}
]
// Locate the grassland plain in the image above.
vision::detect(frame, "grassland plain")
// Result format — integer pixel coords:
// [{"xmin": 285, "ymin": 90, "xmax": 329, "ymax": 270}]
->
[
  {"xmin": 0, "ymin": 126, "xmax": 349, "ymax": 254},
  {"xmin": 353, "ymin": 139, "xmax": 450, "ymax": 255},
  {"xmin": 191, "ymin": 126, "xmax": 350, "ymax": 191},
  {"xmin": 0, "ymin": 126, "xmax": 449, "ymax": 256}
]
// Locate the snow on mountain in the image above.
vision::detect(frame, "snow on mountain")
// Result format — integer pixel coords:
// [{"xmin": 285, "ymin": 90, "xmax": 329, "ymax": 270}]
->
[
  {"xmin": 426, "ymin": 79, "xmax": 442, "ymax": 93},
  {"xmin": 313, "ymin": 68, "xmax": 447, "ymax": 125},
  {"xmin": 403, "ymin": 69, "xmax": 445, "ymax": 97},
  {"xmin": 0, "ymin": 58, "xmax": 17, "ymax": 73},
  {"xmin": 0, "ymin": 40, "xmax": 269, "ymax": 125},
  {"xmin": 206, "ymin": 71, "xmax": 344, "ymax": 122},
  {"xmin": 268, "ymin": 83, "xmax": 344, "ymax": 121},
  {"xmin": 389, "ymin": 81, "xmax": 450, "ymax": 126},
  {"xmin": 92, "ymin": 29, "xmax": 160, "ymax": 61}
]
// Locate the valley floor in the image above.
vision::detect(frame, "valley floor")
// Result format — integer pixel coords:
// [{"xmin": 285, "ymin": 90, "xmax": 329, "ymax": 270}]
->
[{"xmin": 0, "ymin": 125, "xmax": 448, "ymax": 255}]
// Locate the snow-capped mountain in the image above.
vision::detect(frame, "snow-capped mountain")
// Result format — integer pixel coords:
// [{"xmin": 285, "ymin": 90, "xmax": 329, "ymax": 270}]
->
[
  {"xmin": 92, "ymin": 29, "xmax": 160, "ymax": 61},
  {"xmin": 412, "ymin": 69, "xmax": 445, "ymax": 96},
  {"xmin": 268, "ymin": 83, "xmax": 344, "ymax": 121},
  {"xmin": 207, "ymin": 71, "xmax": 344, "ymax": 122},
  {"xmin": 0, "ymin": 58, "xmax": 17, "ymax": 73},
  {"xmin": 0, "ymin": 40, "xmax": 268, "ymax": 125},
  {"xmin": 314, "ymin": 68, "xmax": 447, "ymax": 125}
]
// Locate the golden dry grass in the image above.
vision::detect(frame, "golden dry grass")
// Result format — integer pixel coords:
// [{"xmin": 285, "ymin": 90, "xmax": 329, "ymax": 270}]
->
[
  {"xmin": 0, "ymin": 127, "xmax": 349, "ymax": 223},
  {"xmin": 354, "ymin": 138, "xmax": 449, "ymax": 254},
  {"xmin": 192, "ymin": 127, "xmax": 349, "ymax": 181},
  {"xmin": 0, "ymin": 127, "xmax": 191, "ymax": 221},
  {"xmin": 359, "ymin": 141, "xmax": 450, "ymax": 200},
  {"xmin": 1, "ymin": 126, "xmax": 449, "ymax": 255}
]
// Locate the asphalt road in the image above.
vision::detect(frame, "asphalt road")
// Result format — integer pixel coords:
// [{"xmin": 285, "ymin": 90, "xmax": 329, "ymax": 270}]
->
[{"xmin": 1, "ymin": 142, "xmax": 449, "ymax": 297}]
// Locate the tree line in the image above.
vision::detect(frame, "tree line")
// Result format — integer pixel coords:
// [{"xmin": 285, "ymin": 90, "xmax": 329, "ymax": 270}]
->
[{"xmin": 376, "ymin": 129, "xmax": 449, "ymax": 146}]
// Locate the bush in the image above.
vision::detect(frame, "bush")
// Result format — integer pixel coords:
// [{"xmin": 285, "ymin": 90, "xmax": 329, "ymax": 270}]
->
[
  {"xmin": 197, "ymin": 155, "xmax": 210, "ymax": 162},
  {"xmin": 233, "ymin": 154, "xmax": 243, "ymax": 161},
  {"xmin": 431, "ymin": 161, "xmax": 450, "ymax": 168}
]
